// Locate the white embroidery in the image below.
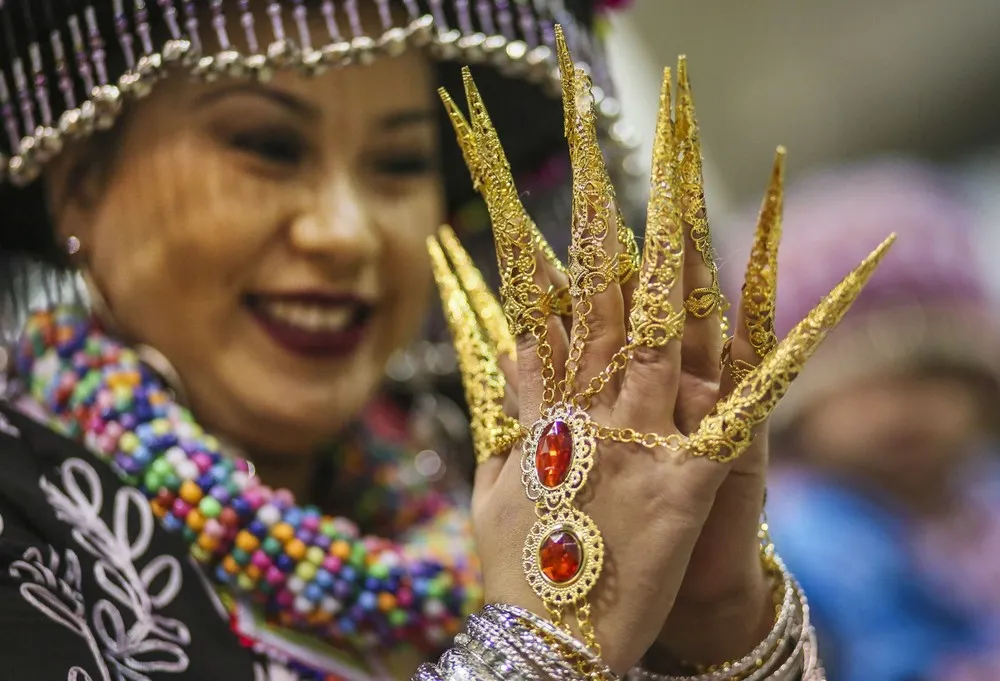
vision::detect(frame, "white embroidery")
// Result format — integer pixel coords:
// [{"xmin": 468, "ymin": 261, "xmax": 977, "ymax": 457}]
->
[{"xmin": 9, "ymin": 457, "xmax": 191, "ymax": 680}]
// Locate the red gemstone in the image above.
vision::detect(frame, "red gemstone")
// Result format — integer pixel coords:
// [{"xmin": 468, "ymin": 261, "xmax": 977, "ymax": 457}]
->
[
  {"xmin": 539, "ymin": 530, "xmax": 582, "ymax": 584},
  {"xmin": 535, "ymin": 420, "xmax": 573, "ymax": 488}
]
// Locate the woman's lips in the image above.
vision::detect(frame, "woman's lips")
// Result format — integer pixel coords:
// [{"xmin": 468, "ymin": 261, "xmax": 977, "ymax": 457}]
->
[{"xmin": 244, "ymin": 293, "xmax": 374, "ymax": 359}]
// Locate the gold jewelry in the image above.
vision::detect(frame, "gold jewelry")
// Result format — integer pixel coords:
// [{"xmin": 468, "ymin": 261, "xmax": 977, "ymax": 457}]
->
[
  {"xmin": 675, "ymin": 58, "xmax": 726, "ymax": 326},
  {"xmin": 434, "ymin": 28, "xmax": 896, "ymax": 654},
  {"xmin": 721, "ymin": 336, "xmax": 755, "ymax": 386},
  {"xmin": 741, "ymin": 148, "xmax": 786, "ymax": 360},
  {"xmin": 428, "ymin": 236, "xmax": 523, "ymax": 464}
]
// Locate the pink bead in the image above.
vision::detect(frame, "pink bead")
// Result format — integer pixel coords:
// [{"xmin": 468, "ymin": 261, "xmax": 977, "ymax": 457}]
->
[
  {"xmin": 203, "ymin": 519, "xmax": 224, "ymax": 539},
  {"xmin": 301, "ymin": 515, "xmax": 320, "ymax": 532},
  {"xmin": 397, "ymin": 588, "xmax": 414, "ymax": 608},
  {"xmin": 321, "ymin": 556, "xmax": 341, "ymax": 572},
  {"xmin": 251, "ymin": 550, "xmax": 271, "ymax": 570},
  {"xmin": 273, "ymin": 489, "xmax": 294, "ymax": 507},
  {"xmin": 171, "ymin": 499, "xmax": 192, "ymax": 518},
  {"xmin": 275, "ymin": 589, "xmax": 294, "ymax": 608},
  {"xmin": 266, "ymin": 566, "xmax": 285, "ymax": 585},
  {"xmin": 242, "ymin": 488, "xmax": 264, "ymax": 509},
  {"xmin": 105, "ymin": 422, "xmax": 124, "ymax": 440},
  {"xmin": 191, "ymin": 453, "xmax": 213, "ymax": 473}
]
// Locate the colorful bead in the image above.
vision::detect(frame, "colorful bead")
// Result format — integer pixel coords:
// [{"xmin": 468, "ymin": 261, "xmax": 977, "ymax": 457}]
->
[{"xmin": 16, "ymin": 306, "xmax": 479, "ymax": 653}]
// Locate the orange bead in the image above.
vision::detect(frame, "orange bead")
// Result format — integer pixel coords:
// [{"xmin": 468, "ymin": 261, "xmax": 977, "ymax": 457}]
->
[
  {"xmin": 235, "ymin": 530, "xmax": 259, "ymax": 553},
  {"xmin": 186, "ymin": 509, "xmax": 205, "ymax": 532},
  {"xmin": 271, "ymin": 522, "xmax": 295, "ymax": 543},
  {"xmin": 245, "ymin": 565, "xmax": 262, "ymax": 581},
  {"xmin": 331, "ymin": 540, "xmax": 351, "ymax": 560},
  {"xmin": 150, "ymin": 501, "xmax": 167, "ymax": 519},
  {"xmin": 284, "ymin": 539, "xmax": 307, "ymax": 561},
  {"xmin": 197, "ymin": 533, "xmax": 218, "ymax": 552},
  {"xmin": 178, "ymin": 480, "xmax": 203, "ymax": 505},
  {"xmin": 377, "ymin": 593, "xmax": 396, "ymax": 612},
  {"xmin": 222, "ymin": 555, "xmax": 240, "ymax": 575}
]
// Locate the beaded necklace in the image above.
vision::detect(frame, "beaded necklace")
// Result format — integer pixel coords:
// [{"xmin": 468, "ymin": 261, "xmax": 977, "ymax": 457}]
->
[{"xmin": 13, "ymin": 306, "xmax": 480, "ymax": 655}]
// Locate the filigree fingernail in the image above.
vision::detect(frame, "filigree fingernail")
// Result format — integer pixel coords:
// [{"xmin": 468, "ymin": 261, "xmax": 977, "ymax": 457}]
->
[
  {"xmin": 741, "ymin": 146, "xmax": 786, "ymax": 359},
  {"xmin": 688, "ymin": 234, "xmax": 896, "ymax": 462},
  {"xmin": 437, "ymin": 225, "xmax": 516, "ymax": 358},
  {"xmin": 630, "ymin": 67, "xmax": 686, "ymax": 348},
  {"xmin": 676, "ymin": 56, "xmax": 724, "ymax": 321},
  {"xmin": 428, "ymin": 236, "xmax": 522, "ymax": 464}
]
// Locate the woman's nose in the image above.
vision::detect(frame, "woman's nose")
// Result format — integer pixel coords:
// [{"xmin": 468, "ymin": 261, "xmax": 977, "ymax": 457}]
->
[{"xmin": 288, "ymin": 177, "xmax": 379, "ymax": 265}]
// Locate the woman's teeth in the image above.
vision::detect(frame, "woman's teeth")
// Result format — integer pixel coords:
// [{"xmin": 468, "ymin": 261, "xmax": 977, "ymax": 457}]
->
[{"xmin": 259, "ymin": 302, "xmax": 356, "ymax": 332}]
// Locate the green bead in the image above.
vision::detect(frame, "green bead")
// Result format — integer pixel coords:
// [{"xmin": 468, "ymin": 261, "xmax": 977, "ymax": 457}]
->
[
  {"xmin": 388, "ymin": 609, "xmax": 408, "ymax": 627},
  {"xmin": 237, "ymin": 573, "xmax": 255, "ymax": 591},
  {"xmin": 426, "ymin": 579, "xmax": 446, "ymax": 599},
  {"xmin": 295, "ymin": 562, "xmax": 317, "ymax": 582},
  {"xmin": 320, "ymin": 520, "xmax": 337, "ymax": 538},
  {"xmin": 162, "ymin": 473, "xmax": 181, "ymax": 491},
  {"xmin": 144, "ymin": 471, "xmax": 162, "ymax": 491},
  {"xmin": 262, "ymin": 537, "xmax": 282, "ymax": 556},
  {"xmin": 198, "ymin": 496, "xmax": 222, "ymax": 518},
  {"xmin": 151, "ymin": 458, "xmax": 173, "ymax": 477},
  {"xmin": 350, "ymin": 543, "xmax": 367, "ymax": 566},
  {"xmin": 306, "ymin": 547, "xmax": 325, "ymax": 566},
  {"xmin": 182, "ymin": 527, "xmax": 197, "ymax": 543},
  {"xmin": 231, "ymin": 548, "xmax": 250, "ymax": 566},
  {"xmin": 369, "ymin": 563, "xmax": 389, "ymax": 580}
]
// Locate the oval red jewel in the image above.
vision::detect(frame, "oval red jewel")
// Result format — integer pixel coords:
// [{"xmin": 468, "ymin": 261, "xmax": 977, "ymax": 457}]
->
[
  {"xmin": 539, "ymin": 530, "xmax": 582, "ymax": 584},
  {"xmin": 535, "ymin": 419, "xmax": 573, "ymax": 489}
]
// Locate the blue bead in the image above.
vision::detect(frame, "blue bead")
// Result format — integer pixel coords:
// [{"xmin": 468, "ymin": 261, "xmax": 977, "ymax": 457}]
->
[
  {"xmin": 196, "ymin": 473, "xmax": 215, "ymax": 491},
  {"xmin": 119, "ymin": 413, "xmax": 138, "ymax": 430},
  {"xmin": 284, "ymin": 508, "xmax": 303, "ymax": 526},
  {"xmin": 162, "ymin": 515, "xmax": 183, "ymax": 533},
  {"xmin": 248, "ymin": 520, "xmax": 268, "ymax": 538},
  {"xmin": 215, "ymin": 566, "xmax": 232, "ymax": 583},
  {"xmin": 210, "ymin": 464, "xmax": 229, "ymax": 482},
  {"xmin": 304, "ymin": 584, "xmax": 323, "ymax": 603},
  {"xmin": 231, "ymin": 497, "xmax": 252, "ymax": 518},
  {"xmin": 358, "ymin": 591, "xmax": 377, "ymax": 611},
  {"xmin": 275, "ymin": 554, "xmax": 295, "ymax": 573},
  {"xmin": 295, "ymin": 529, "xmax": 315, "ymax": 544},
  {"xmin": 364, "ymin": 577, "xmax": 380, "ymax": 592},
  {"xmin": 333, "ymin": 580, "xmax": 352, "ymax": 600},
  {"xmin": 314, "ymin": 569, "xmax": 334, "ymax": 590},
  {"xmin": 132, "ymin": 445, "xmax": 154, "ymax": 467},
  {"xmin": 413, "ymin": 578, "xmax": 429, "ymax": 596},
  {"xmin": 340, "ymin": 566, "xmax": 357, "ymax": 583},
  {"xmin": 337, "ymin": 617, "xmax": 356, "ymax": 635}
]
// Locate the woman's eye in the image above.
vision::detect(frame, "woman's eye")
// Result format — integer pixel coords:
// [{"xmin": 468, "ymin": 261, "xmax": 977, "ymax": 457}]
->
[
  {"xmin": 229, "ymin": 130, "xmax": 306, "ymax": 165},
  {"xmin": 374, "ymin": 155, "xmax": 436, "ymax": 177}
]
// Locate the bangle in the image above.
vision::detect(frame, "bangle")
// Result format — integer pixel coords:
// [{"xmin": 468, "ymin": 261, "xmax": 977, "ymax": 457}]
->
[
  {"xmin": 416, "ymin": 603, "xmax": 618, "ymax": 681},
  {"xmin": 626, "ymin": 553, "xmax": 826, "ymax": 681}
]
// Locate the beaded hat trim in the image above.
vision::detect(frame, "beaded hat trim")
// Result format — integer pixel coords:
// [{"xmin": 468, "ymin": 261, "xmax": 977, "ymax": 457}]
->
[{"xmin": 0, "ymin": 0, "xmax": 638, "ymax": 189}]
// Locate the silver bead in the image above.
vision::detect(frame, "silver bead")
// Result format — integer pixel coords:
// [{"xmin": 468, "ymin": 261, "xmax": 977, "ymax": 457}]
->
[
  {"xmin": 192, "ymin": 55, "xmax": 218, "ymax": 81},
  {"xmin": 91, "ymin": 85, "xmax": 123, "ymax": 130},
  {"xmin": 299, "ymin": 49, "xmax": 325, "ymax": 76},
  {"xmin": 430, "ymin": 29, "xmax": 462, "ymax": 60},
  {"xmin": 34, "ymin": 126, "xmax": 62, "ymax": 162},
  {"xmin": 523, "ymin": 45, "xmax": 552, "ymax": 83},
  {"xmin": 267, "ymin": 40, "xmax": 298, "ymax": 68},
  {"xmin": 457, "ymin": 33, "xmax": 487, "ymax": 63},
  {"xmin": 378, "ymin": 28, "xmax": 409, "ymax": 57},
  {"xmin": 320, "ymin": 42, "xmax": 351, "ymax": 67},
  {"xmin": 244, "ymin": 54, "xmax": 273, "ymax": 82},
  {"xmin": 214, "ymin": 50, "xmax": 246, "ymax": 78},
  {"xmin": 406, "ymin": 15, "xmax": 435, "ymax": 47},
  {"xmin": 58, "ymin": 108, "xmax": 85, "ymax": 139},
  {"xmin": 162, "ymin": 39, "xmax": 193, "ymax": 64},
  {"xmin": 117, "ymin": 70, "xmax": 147, "ymax": 97}
]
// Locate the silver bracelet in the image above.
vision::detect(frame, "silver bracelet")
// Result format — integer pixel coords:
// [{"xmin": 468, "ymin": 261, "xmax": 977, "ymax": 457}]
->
[{"xmin": 415, "ymin": 603, "xmax": 618, "ymax": 681}]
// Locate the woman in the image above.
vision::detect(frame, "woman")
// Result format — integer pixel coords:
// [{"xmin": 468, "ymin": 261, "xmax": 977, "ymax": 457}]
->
[
  {"xmin": 725, "ymin": 161, "xmax": 1000, "ymax": 681},
  {"xmin": 0, "ymin": 1, "xmax": 868, "ymax": 678}
]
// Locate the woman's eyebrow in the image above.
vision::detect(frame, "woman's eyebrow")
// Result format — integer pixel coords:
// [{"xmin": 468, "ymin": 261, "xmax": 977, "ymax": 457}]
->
[
  {"xmin": 377, "ymin": 108, "xmax": 436, "ymax": 131},
  {"xmin": 195, "ymin": 83, "xmax": 320, "ymax": 120}
]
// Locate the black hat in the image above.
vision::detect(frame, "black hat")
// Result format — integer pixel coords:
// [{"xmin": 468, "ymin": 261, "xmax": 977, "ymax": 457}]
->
[{"xmin": 0, "ymin": 0, "xmax": 640, "ymax": 273}]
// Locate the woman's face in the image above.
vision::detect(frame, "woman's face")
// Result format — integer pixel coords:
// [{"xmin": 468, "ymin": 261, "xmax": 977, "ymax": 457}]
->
[{"xmin": 51, "ymin": 51, "xmax": 443, "ymax": 455}]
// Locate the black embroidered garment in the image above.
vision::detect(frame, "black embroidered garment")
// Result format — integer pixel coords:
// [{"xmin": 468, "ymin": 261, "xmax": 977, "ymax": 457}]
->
[{"xmin": 0, "ymin": 403, "xmax": 287, "ymax": 680}]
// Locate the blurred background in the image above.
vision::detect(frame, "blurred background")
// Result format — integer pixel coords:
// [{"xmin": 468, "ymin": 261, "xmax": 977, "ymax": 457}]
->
[
  {"xmin": 605, "ymin": 0, "xmax": 1000, "ymax": 289},
  {"xmin": 599, "ymin": 3, "xmax": 1000, "ymax": 680}
]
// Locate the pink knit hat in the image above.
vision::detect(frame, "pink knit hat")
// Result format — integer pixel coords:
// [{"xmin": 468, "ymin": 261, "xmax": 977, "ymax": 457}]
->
[{"xmin": 720, "ymin": 158, "xmax": 1000, "ymax": 431}]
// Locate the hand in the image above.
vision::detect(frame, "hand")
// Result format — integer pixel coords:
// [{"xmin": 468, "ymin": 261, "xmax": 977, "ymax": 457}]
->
[{"xmin": 430, "ymin": 31, "xmax": 893, "ymax": 675}]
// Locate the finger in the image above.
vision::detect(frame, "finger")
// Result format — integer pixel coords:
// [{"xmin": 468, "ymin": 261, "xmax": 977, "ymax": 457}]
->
[
  {"xmin": 720, "ymin": 147, "xmax": 785, "ymax": 396},
  {"xmin": 428, "ymin": 236, "xmax": 521, "ymax": 477},
  {"xmin": 675, "ymin": 57, "xmax": 725, "ymax": 381},
  {"xmin": 618, "ymin": 67, "xmax": 686, "ymax": 427},
  {"xmin": 556, "ymin": 29, "xmax": 629, "ymax": 402},
  {"xmin": 449, "ymin": 70, "xmax": 567, "ymax": 421},
  {"xmin": 689, "ymin": 234, "xmax": 896, "ymax": 463}
]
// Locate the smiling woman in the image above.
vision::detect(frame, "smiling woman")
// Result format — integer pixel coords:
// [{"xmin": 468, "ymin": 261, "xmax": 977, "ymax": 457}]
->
[{"xmin": 0, "ymin": 1, "xmax": 838, "ymax": 680}]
